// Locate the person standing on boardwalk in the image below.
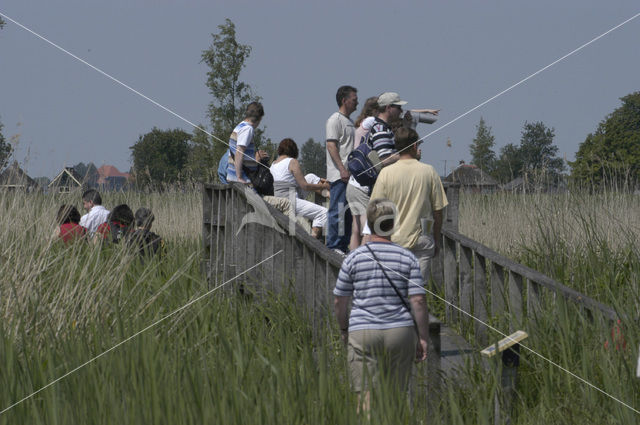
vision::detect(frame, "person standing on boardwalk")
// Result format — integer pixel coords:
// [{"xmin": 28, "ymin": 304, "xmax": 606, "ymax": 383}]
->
[
  {"xmin": 79, "ymin": 189, "xmax": 110, "ymax": 235},
  {"xmin": 369, "ymin": 127, "xmax": 448, "ymax": 286},
  {"xmin": 325, "ymin": 85, "xmax": 358, "ymax": 253},
  {"xmin": 333, "ymin": 198, "xmax": 430, "ymax": 412}
]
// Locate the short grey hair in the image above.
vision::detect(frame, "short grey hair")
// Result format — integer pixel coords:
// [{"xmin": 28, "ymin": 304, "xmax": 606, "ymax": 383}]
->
[{"xmin": 366, "ymin": 198, "xmax": 396, "ymax": 236}]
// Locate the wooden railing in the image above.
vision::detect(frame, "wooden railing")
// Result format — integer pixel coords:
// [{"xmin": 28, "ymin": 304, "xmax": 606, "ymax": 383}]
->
[
  {"xmin": 438, "ymin": 227, "xmax": 618, "ymax": 347},
  {"xmin": 202, "ymin": 182, "xmax": 618, "ymax": 386}
]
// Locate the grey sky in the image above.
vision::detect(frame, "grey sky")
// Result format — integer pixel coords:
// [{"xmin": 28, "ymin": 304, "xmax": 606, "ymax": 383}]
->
[{"xmin": 1, "ymin": 0, "xmax": 638, "ymax": 179}]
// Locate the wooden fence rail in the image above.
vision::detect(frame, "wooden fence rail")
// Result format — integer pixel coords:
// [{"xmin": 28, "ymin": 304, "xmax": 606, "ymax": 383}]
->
[{"xmin": 438, "ymin": 227, "xmax": 618, "ymax": 347}]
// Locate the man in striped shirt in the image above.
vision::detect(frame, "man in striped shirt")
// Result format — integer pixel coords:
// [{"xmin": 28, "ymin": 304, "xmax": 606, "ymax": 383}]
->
[
  {"xmin": 334, "ymin": 198, "xmax": 430, "ymax": 411},
  {"xmin": 368, "ymin": 92, "xmax": 406, "ymax": 165}
]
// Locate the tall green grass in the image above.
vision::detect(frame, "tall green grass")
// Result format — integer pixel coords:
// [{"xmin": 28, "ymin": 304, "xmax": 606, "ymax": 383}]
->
[{"xmin": 1, "ymin": 188, "xmax": 639, "ymax": 423}]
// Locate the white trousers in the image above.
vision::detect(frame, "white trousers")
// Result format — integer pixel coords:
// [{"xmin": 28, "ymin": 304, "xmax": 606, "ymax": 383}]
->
[{"xmin": 295, "ymin": 197, "xmax": 327, "ymax": 228}]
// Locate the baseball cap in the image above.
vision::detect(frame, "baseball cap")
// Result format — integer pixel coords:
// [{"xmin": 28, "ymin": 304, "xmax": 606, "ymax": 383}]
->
[{"xmin": 377, "ymin": 92, "xmax": 407, "ymax": 107}]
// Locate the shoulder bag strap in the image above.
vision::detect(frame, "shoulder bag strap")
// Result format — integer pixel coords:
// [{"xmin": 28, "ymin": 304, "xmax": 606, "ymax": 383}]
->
[{"xmin": 365, "ymin": 244, "xmax": 419, "ymax": 335}]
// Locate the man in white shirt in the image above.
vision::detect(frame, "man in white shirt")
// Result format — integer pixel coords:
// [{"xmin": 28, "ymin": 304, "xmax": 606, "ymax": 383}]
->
[
  {"xmin": 326, "ymin": 85, "xmax": 358, "ymax": 253},
  {"xmin": 79, "ymin": 189, "xmax": 110, "ymax": 234}
]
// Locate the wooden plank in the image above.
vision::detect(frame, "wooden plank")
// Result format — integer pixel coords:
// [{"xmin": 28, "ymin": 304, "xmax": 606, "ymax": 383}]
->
[
  {"xmin": 459, "ymin": 246, "xmax": 473, "ymax": 330},
  {"xmin": 528, "ymin": 279, "xmax": 541, "ymax": 319},
  {"xmin": 480, "ymin": 330, "xmax": 528, "ymax": 357},
  {"xmin": 508, "ymin": 271, "xmax": 524, "ymax": 326},
  {"xmin": 474, "ymin": 252, "xmax": 488, "ymax": 347},
  {"xmin": 443, "ymin": 235, "xmax": 458, "ymax": 325},
  {"xmin": 490, "ymin": 262, "xmax": 506, "ymax": 317}
]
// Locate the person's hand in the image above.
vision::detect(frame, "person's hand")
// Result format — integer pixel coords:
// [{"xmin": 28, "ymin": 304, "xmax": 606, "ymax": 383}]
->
[
  {"xmin": 339, "ymin": 168, "xmax": 350, "ymax": 182},
  {"xmin": 415, "ymin": 338, "xmax": 428, "ymax": 362},
  {"xmin": 256, "ymin": 150, "xmax": 268, "ymax": 161}
]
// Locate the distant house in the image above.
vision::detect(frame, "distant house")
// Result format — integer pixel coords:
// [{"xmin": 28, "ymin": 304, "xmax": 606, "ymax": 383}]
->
[
  {"xmin": 97, "ymin": 165, "xmax": 130, "ymax": 191},
  {"xmin": 444, "ymin": 164, "xmax": 498, "ymax": 193},
  {"xmin": 49, "ymin": 167, "xmax": 84, "ymax": 193},
  {"xmin": 0, "ymin": 162, "xmax": 38, "ymax": 191}
]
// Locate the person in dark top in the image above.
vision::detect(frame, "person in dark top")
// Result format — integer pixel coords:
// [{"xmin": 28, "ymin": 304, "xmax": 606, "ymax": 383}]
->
[
  {"xmin": 126, "ymin": 207, "xmax": 164, "ymax": 257},
  {"xmin": 95, "ymin": 204, "xmax": 134, "ymax": 244},
  {"xmin": 55, "ymin": 204, "xmax": 87, "ymax": 244}
]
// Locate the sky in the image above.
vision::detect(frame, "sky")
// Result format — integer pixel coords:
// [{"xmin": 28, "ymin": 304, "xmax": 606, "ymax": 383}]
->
[{"xmin": 0, "ymin": 0, "xmax": 639, "ymax": 179}]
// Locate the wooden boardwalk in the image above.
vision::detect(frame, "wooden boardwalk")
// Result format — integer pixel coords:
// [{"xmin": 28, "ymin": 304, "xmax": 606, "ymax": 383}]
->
[{"xmin": 202, "ymin": 182, "xmax": 618, "ymax": 399}]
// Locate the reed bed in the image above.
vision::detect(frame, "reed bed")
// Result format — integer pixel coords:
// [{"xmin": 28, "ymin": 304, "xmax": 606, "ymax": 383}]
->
[{"xmin": 0, "ymin": 187, "xmax": 639, "ymax": 423}]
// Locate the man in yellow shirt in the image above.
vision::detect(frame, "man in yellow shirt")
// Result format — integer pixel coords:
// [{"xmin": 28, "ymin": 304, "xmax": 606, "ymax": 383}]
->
[{"xmin": 369, "ymin": 127, "xmax": 448, "ymax": 285}]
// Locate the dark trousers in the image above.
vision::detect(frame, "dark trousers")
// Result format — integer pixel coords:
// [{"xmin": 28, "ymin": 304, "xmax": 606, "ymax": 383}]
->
[{"xmin": 326, "ymin": 180, "xmax": 352, "ymax": 252}]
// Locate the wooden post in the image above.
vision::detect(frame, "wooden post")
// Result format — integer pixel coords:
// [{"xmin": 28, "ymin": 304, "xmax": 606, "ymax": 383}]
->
[
  {"xmin": 443, "ymin": 182, "xmax": 460, "ymax": 232},
  {"xmin": 474, "ymin": 252, "xmax": 488, "ymax": 346},
  {"xmin": 443, "ymin": 235, "xmax": 458, "ymax": 325},
  {"xmin": 481, "ymin": 330, "xmax": 528, "ymax": 425}
]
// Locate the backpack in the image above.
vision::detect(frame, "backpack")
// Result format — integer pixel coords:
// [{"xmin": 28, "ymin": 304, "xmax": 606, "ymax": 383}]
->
[
  {"xmin": 229, "ymin": 150, "xmax": 274, "ymax": 196},
  {"xmin": 347, "ymin": 130, "xmax": 383, "ymax": 187}
]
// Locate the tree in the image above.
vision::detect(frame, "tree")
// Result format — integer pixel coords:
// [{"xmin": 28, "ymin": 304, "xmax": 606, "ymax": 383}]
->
[
  {"xmin": 492, "ymin": 121, "xmax": 564, "ymax": 184},
  {"xmin": 0, "ymin": 120, "xmax": 13, "ymax": 170},
  {"xmin": 300, "ymin": 138, "xmax": 326, "ymax": 177},
  {"xmin": 519, "ymin": 121, "xmax": 564, "ymax": 178},
  {"xmin": 130, "ymin": 128, "xmax": 192, "ymax": 186},
  {"xmin": 200, "ymin": 18, "xmax": 264, "ymax": 173},
  {"xmin": 469, "ymin": 117, "xmax": 496, "ymax": 173},
  {"xmin": 493, "ymin": 143, "xmax": 522, "ymax": 183},
  {"xmin": 571, "ymin": 92, "xmax": 640, "ymax": 188},
  {"xmin": 186, "ymin": 124, "xmax": 218, "ymax": 182}
]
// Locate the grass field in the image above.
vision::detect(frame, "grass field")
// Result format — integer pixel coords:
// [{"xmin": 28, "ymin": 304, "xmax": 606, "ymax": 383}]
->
[{"xmin": 0, "ymin": 187, "xmax": 638, "ymax": 424}]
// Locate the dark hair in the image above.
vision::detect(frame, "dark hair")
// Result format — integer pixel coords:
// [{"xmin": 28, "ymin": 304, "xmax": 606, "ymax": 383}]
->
[
  {"xmin": 57, "ymin": 204, "xmax": 81, "ymax": 225},
  {"xmin": 108, "ymin": 204, "xmax": 134, "ymax": 226},
  {"xmin": 135, "ymin": 207, "xmax": 155, "ymax": 228},
  {"xmin": 244, "ymin": 102, "xmax": 265, "ymax": 121},
  {"xmin": 277, "ymin": 138, "xmax": 299, "ymax": 159},
  {"xmin": 336, "ymin": 85, "xmax": 357, "ymax": 107},
  {"xmin": 354, "ymin": 96, "xmax": 379, "ymax": 128},
  {"xmin": 82, "ymin": 189, "xmax": 102, "ymax": 205},
  {"xmin": 393, "ymin": 127, "xmax": 419, "ymax": 151}
]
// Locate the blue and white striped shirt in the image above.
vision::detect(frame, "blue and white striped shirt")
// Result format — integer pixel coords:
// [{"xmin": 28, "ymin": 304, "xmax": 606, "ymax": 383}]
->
[
  {"xmin": 334, "ymin": 242, "xmax": 425, "ymax": 331},
  {"xmin": 227, "ymin": 121, "xmax": 257, "ymax": 182}
]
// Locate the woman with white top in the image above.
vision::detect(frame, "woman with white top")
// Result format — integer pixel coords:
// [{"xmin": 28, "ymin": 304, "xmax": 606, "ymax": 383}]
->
[{"xmin": 270, "ymin": 138, "xmax": 330, "ymax": 239}]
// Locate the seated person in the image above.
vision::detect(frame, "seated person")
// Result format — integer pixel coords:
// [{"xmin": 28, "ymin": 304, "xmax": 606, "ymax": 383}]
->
[
  {"xmin": 55, "ymin": 204, "xmax": 87, "ymax": 243},
  {"xmin": 95, "ymin": 204, "xmax": 134, "ymax": 244},
  {"xmin": 270, "ymin": 138, "xmax": 330, "ymax": 239},
  {"xmin": 126, "ymin": 207, "xmax": 164, "ymax": 257},
  {"xmin": 79, "ymin": 189, "xmax": 109, "ymax": 235}
]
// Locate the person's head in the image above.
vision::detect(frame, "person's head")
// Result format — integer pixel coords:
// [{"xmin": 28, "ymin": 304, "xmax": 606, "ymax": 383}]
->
[
  {"xmin": 336, "ymin": 85, "xmax": 358, "ymax": 115},
  {"xmin": 57, "ymin": 204, "xmax": 81, "ymax": 225},
  {"xmin": 82, "ymin": 189, "xmax": 102, "ymax": 212},
  {"xmin": 367, "ymin": 198, "xmax": 396, "ymax": 237},
  {"xmin": 394, "ymin": 127, "xmax": 420, "ymax": 157},
  {"xmin": 354, "ymin": 96, "xmax": 379, "ymax": 128},
  {"xmin": 277, "ymin": 138, "xmax": 299, "ymax": 159},
  {"xmin": 134, "ymin": 207, "xmax": 155, "ymax": 230},
  {"xmin": 244, "ymin": 102, "xmax": 264, "ymax": 127},
  {"xmin": 108, "ymin": 204, "xmax": 134, "ymax": 227},
  {"xmin": 377, "ymin": 92, "xmax": 407, "ymax": 122}
]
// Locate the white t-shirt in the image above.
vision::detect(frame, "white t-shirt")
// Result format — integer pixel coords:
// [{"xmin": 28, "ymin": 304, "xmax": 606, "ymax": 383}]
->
[
  {"xmin": 325, "ymin": 112, "xmax": 355, "ymax": 183},
  {"xmin": 79, "ymin": 205, "xmax": 110, "ymax": 234}
]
